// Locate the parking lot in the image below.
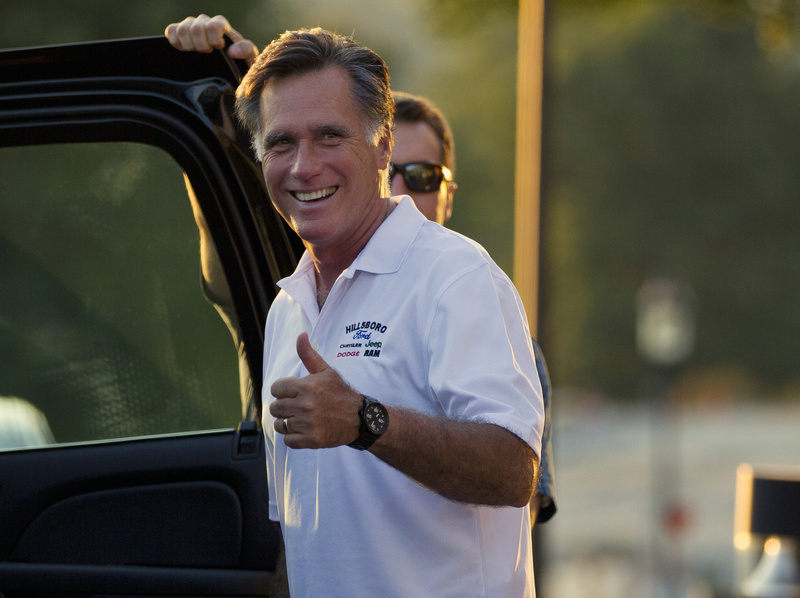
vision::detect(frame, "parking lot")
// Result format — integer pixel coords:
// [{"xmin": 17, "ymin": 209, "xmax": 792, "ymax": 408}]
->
[{"xmin": 541, "ymin": 394, "xmax": 800, "ymax": 597}]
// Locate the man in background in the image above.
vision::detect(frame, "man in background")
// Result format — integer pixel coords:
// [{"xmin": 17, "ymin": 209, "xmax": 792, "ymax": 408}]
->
[{"xmin": 390, "ymin": 89, "xmax": 557, "ymax": 524}]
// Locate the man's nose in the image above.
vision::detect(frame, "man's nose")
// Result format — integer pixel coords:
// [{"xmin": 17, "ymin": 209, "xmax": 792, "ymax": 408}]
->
[{"xmin": 291, "ymin": 143, "xmax": 323, "ymax": 179}]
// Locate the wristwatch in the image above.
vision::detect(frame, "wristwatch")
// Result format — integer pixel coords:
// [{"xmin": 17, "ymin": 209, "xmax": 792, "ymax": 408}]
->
[{"xmin": 348, "ymin": 395, "xmax": 389, "ymax": 451}]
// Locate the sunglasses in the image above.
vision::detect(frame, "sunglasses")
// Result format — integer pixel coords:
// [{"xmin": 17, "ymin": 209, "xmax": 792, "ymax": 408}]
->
[{"xmin": 388, "ymin": 162, "xmax": 452, "ymax": 193}]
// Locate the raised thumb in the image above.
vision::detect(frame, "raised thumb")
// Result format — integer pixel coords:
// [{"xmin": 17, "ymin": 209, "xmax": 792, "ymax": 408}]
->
[{"xmin": 296, "ymin": 332, "xmax": 329, "ymax": 375}]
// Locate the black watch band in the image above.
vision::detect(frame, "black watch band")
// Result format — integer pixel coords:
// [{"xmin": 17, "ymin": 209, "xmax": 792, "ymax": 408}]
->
[{"xmin": 348, "ymin": 395, "xmax": 389, "ymax": 451}]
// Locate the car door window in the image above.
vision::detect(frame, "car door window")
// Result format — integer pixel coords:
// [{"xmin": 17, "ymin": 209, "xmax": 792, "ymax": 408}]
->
[{"xmin": 0, "ymin": 142, "xmax": 241, "ymax": 448}]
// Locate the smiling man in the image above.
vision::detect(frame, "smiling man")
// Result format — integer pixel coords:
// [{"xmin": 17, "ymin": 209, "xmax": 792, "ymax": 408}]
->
[
  {"xmin": 252, "ymin": 65, "xmax": 392, "ymax": 301},
  {"xmin": 171, "ymin": 19, "xmax": 545, "ymax": 598}
]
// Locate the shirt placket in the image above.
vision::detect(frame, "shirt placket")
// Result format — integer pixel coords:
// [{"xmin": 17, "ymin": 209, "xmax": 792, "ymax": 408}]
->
[{"xmin": 307, "ymin": 270, "xmax": 353, "ymax": 364}]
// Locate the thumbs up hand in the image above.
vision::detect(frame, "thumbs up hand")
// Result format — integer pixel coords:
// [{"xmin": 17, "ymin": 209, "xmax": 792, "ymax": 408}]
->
[
  {"xmin": 295, "ymin": 330, "xmax": 329, "ymax": 376},
  {"xmin": 269, "ymin": 332, "xmax": 362, "ymax": 449}
]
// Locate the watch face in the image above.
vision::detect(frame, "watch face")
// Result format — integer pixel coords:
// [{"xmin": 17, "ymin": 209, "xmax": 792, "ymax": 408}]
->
[{"xmin": 363, "ymin": 402, "xmax": 389, "ymax": 435}]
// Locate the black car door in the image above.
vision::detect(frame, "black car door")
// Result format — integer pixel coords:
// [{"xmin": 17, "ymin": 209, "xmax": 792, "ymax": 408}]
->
[{"xmin": 0, "ymin": 37, "xmax": 299, "ymax": 597}]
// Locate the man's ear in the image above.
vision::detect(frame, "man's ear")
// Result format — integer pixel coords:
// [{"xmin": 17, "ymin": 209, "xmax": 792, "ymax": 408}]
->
[
  {"xmin": 376, "ymin": 123, "xmax": 393, "ymax": 169},
  {"xmin": 444, "ymin": 182, "xmax": 457, "ymax": 223}
]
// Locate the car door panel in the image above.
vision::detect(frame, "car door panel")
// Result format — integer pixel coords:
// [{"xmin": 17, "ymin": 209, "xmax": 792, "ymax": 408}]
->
[
  {"xmin": 1, "ymin": 428, "xmax": 279, "ymax": 596},
  {"xmin": 0, "ymin": 37, "xmax": 299, "ymax": 597}
]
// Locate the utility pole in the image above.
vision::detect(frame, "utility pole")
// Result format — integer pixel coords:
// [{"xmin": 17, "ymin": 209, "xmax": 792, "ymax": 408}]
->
[
  {"xmin": 516, "ymin": 2, "xmax": 548, "ymax": 594},
  {"xmin": 514, "ymin": 0, "xmax": 545, "ymax": 336}
]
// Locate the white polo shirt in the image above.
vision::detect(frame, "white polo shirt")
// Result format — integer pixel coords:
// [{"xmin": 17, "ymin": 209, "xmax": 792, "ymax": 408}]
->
[{"xmin": 262, "ymin": 196, "xmax": 544, "ymax": 598}]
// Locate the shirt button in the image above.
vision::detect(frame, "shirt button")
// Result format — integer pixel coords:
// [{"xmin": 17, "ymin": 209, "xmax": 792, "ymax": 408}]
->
[{"xmin": 312, "ymin": 342, "xmax": 320, "ymax": 351}]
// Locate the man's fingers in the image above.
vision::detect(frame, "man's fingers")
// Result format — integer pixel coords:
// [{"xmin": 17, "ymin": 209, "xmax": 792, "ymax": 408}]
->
[
  {"xmin": 208, "ymin": 18, "xmax": 258, "ymax": 64},
  {"xmin": 188, "ymin": 14, "xmax": 221, "ymax": 52},
  {"xmin": 270, "ymin": 376, "xmax": 300, "ymax": 400},
  {"xmin": 176, "ymin": 15, "xmax": 205, "ymax": 51},
  {"xmin": 199, "ymin": 15, "xmax": 233, "ymax": 50},
  {"xmin": 223, "ymin": 23, "xmax": 244, "ymax": 44},
  {"xmin": 165, "ymin": 14, "xmax": 218, "ymax": 53},
  {"xmin": 274, "ymin": 416, "xmax": 292, "ymax": 436},
  {"xmin": 268, "ymin": 397, "xmax": 295, "ymax": 437},
  {"xmin": 166, "ymin": 15, "xmax": 257, "ymax": 65},
  {"xmin": 296, "ymin": 332, "xmax": 330, "ymax": 375},
  {"xmin": 227, "ymin": 39, "xmax": 259, "ymax": 65},
  {"xmin": 164, "ymin": 23, "xmax": 179, "ymax": 47}
]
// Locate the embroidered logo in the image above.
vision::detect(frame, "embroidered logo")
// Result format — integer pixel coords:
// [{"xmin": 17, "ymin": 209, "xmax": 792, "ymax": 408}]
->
[
  {"xmin": 363, "ymin": 339, "xmax": 382, "ymax": 358},
  {"xmin": 340, "ymin": 320, "xmax": 388, "ymax": 358},
  {"xmin": 345, "ymin": 321, "xmax": 388, "ymax": 334}
]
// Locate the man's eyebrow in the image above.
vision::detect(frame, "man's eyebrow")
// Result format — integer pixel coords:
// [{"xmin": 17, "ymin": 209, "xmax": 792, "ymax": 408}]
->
[
  {"xmin": 262, "ymin": 124, "xmax": 351, "ymax": 147},
  {"xmin": 313, "ymin": 124, "xmax": 351, "ymax": 137},
  {"xmin": 264, "ymin": 130, "xmax": 293, "ymax": 146}
]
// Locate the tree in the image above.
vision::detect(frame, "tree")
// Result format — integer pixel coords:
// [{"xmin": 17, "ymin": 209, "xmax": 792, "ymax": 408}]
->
[
  {"xmin": 543, "ymin": 4, "xmax": 800, "ymax": 396},
  {"xmin": 0, "ymin": 1, "xmax": 263, "ymax": 48}
]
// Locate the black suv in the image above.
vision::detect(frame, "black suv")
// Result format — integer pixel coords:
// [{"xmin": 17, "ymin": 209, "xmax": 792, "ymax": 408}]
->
[{"xmin": 0, "ymin": 36, "xmax": 300, "ymax": 596}]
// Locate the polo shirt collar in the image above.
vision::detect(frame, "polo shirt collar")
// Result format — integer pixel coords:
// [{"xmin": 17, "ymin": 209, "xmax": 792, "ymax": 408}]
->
[
  {"xmin": 345, "ymin": 195, "xmax": 425, "ymax": 277},
  {"xmin": 277, "ymin": 195, "xmax": 425, "ymax": 305}
]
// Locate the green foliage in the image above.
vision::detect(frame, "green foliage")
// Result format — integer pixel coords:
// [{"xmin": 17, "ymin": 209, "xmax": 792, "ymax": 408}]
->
[
  {"xmin": 430, "ymin": 12, "xmax": 519, "ymax": 271},
  {"xmin": 0, "ymin": 1, "xmax": 263, "ymax": 48},
  {"xmin": 421, "ymin": 0, "xmax": 517, "ymax": 33},
  {"xmin": 544, "ymin": 3, "xmax": 800, "ymax": 396},
  {"xmin": 7, "ymin": 0, "xmax": 799, "ymax": 405},
  {"xmin": 419, "ymin": 0, "xmax": 760, "ymax": 36}
]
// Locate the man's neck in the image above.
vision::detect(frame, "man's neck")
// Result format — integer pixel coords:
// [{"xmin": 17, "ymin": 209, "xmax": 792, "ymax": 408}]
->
[
  {"xmin": 314, "ymin": 269, "xmax": 334, "ymax": 309},
  {"xmin": 305, "ymin": 242, "xmax": 358, "ymax": 309},
  {"xmin": 306, "ymin": 197, "xmax": 397, "ymax": 309}
]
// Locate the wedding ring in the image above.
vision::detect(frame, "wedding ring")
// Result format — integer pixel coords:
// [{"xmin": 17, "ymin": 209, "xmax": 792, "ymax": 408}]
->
[{"xmin": 282, "ymin": 418, "xmax": 289, "ymax": 434}]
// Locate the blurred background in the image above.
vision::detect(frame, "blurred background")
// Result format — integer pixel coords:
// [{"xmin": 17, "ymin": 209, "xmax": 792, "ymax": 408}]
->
[{"xmin": 3, "ymin": 0, "xmax": 800, "ymax": 596}]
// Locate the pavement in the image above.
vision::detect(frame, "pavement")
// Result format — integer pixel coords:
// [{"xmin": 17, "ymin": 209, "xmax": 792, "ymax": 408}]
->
[{"xmin": 538, "ymin": 394, "xmax": 800, "ymax": 598}]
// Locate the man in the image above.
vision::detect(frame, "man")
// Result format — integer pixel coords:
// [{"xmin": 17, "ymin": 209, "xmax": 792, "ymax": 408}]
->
[
  {"xmin": 390, "ymin": 91, "xmax": 557, "ymax": 524},
  {"xmin": 168, "ymin": 18, "xmax": 544, "ymax": 597},
  {"xmin": 167, "ymin": 13, "xmax": 557, "ymax": 527}
]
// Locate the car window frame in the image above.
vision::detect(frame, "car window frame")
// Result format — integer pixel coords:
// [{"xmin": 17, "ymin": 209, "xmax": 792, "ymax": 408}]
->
[{"xmin": 0, "ymin": 36, "xmax": 302, "ymax": 421}]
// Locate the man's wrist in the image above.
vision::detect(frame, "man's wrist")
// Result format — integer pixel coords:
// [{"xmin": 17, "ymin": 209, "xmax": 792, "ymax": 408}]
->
[{"xmin": 348, "ymin": 395, "xmax": 389, "ymax": 451}]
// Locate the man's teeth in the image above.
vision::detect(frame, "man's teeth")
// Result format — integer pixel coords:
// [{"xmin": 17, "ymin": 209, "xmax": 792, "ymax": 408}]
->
[{"xmin": 295, "ymin": 187, "xmax": 337, "ymax": 202}]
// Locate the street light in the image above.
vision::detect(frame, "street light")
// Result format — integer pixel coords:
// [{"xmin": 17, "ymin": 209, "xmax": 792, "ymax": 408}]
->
[
  {"xmin": 636, "ymin": 277, "xmax": 696, "ymax": 369},
  {"xmin": 636, "ymin": 276, "xmax": 696, "ymax": 598}
]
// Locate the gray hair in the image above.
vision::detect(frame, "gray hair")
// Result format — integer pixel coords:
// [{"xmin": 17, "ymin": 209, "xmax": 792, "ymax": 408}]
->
[{"xmin": 235, "ymin": 28, "xmax": 395, "ymax": 161}]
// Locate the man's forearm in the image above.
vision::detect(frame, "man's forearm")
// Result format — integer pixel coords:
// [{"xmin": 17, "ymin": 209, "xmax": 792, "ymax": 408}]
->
[
  {"xmin": 197, "ymin": 228, "xmax": 233, "ymax": 304},
  {"xmin": 370, "ymin": 406, "xmax": 538, "ymax": 508},
  {"xmin": 185, "ymin": 173, "xmax": 232, "ymax": 303}
]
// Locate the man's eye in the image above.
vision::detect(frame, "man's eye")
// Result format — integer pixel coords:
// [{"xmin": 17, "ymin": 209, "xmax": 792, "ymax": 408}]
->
[{"xmin": 266, "ymin": 139, "xmax": 290, "ymax": 152}]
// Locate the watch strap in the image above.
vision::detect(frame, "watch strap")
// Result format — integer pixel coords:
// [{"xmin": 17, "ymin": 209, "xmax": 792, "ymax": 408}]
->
[{"xmin": 348, "ymin": 395, "xmax": 385, "ymax": 451}]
